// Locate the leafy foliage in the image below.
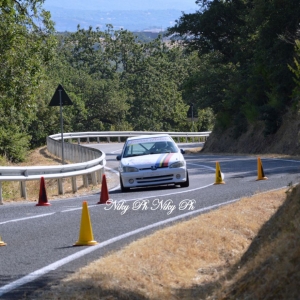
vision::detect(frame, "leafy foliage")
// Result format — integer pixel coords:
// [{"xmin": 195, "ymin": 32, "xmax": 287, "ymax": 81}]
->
[
  {"xmin": 289, "ymin": 40, "xmax": 300, "ymax": 106},
  {"xmin": 2, "ymin": 0, "xmax": 300, "ymax": 162},
  {"xmin": 168, "ymin": 0, "xmax": 300, "ymax": 137},
  {"xmin": 0, "ymin": 0, "xmax": 56, "ymax": 161}
]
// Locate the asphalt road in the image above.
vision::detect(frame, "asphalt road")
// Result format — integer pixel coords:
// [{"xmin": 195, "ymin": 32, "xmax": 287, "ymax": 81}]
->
[{"xmin": 1, "ymin": 142, "xmax": 300, "ymax": 299}]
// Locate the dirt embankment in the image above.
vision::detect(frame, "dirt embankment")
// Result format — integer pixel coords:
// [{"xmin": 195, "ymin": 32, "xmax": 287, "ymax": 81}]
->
[{"xmin": 202, "ymin": 109, "xmax": 300, "ymax": 156}]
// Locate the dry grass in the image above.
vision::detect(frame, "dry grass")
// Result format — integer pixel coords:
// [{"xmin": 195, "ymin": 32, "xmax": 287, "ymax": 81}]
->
[
  {"xmin": 29, "ymin": 185, "xmax": 300, "ymax": 300},
  {"xmin": 5, "ymin": 147, "xmax": 299, "ymax": 299}
]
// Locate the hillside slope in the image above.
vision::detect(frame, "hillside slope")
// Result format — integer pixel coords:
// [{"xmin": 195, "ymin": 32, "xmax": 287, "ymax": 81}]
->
[
  {"xmin": 202, "ymin": 110, "xmax": 300, "ymax": 156},
  {"xmin": 216, "ymin": 183, "xmax": 300, "ymax": 299}
]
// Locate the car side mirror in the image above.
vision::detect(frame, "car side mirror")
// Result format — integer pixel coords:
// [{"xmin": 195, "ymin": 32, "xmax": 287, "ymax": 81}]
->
[
  {"xmin": 180, "ymin": 149, "xmax": 185, "ymax": 154},
  {"xmin": 116, "ymin": 155, "xmax": 121, "ymax": 161}
]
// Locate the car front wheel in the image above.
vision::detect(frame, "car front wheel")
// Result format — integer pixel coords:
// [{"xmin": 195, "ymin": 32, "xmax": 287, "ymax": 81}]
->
[
  {"xmin": 180, "ymin": 171, "xmax": 189, "ymax": 188},
  {"xmin": 120, "ymin": 177, "xmax": 130, "ymax": 192}
]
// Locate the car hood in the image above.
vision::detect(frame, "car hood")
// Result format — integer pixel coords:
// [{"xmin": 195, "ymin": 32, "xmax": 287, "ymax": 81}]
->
[{"xmin": 121, "ymin": 153, "xmax": 183, "ymax": 168}]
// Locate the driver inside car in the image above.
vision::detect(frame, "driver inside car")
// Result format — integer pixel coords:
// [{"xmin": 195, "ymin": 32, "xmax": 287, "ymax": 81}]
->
[{"xmin": 154, "ymin": 141, "xmax": 172, "ymax": 153}]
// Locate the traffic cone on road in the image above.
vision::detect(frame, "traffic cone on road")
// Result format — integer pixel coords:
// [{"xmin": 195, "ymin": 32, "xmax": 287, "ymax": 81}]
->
[
  {"xmin": 0, "ymin": 236, "xmax": 7, "ymax": 246},
  {"xmin": 256, "ymin": 157, "xmax": 268, "ymax": 181},
  {"xmin": 214, "ymin": 162, "xmax": 225, "ymax": 184},
  {"xmin": 97, "ymin": 174, "xmax": 110, "ymax": 204},
  {"xmin": 74, "ymin": 201, "xmax": 98, "ymax": 246},
  {"xmin": 36, "ymin": 177, "xmax": 51, "ymax": 206}
]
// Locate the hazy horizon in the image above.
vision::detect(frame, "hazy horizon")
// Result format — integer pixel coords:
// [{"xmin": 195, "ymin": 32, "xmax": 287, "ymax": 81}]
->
[
  {"xmin": 44, "ymin": 0, "xmax": 199, "ymax": 11},
  {"xmin": 43, "ymin": 0, "xmax": 199, "ymax": 32}
]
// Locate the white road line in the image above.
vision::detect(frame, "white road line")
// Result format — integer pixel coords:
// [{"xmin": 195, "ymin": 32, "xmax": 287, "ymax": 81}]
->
[
  {"xmin": 120, "ymin": 183, "xmax": 215, "ymax": 203},
  {"xmin": 0, "ymin": 213, "xmax": 55, "ymax": 225},
  {"xmin": 110, "ymin": 149, "xmax": 123, "ymax": 154},
  {"xmin": 264, "ymin": 158, "xmax": 300, "ymax": 163},
  {"xmin": 0, "ymin": 196, "xmax": 245, "ymax": 297},
  {"xmin": 187, "ymin": 162, "xmax": 216, "ymax": 171},
  {"xmin": 0, "ymin": 175, "xmax": 291, "ymax": 296}
]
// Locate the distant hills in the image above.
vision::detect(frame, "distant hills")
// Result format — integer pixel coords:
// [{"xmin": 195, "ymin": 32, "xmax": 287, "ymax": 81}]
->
[
  {"xmin": 43, "ymin": 0, "xmax": 199, "ymax": 32},
  {"xmin": 44, "ymin": 0, "xmax": 198, "ymax": 11}
]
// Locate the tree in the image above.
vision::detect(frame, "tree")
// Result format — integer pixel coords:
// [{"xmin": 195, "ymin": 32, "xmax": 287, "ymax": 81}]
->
[
  {"xmin": 57, "ymin": 26, "xmax": 190, "ymax": 132},
  {"xmin": 289, "ymin": 40, "xmax": 300, "ymax": 106},
  {"xmin": 0, "ymin": 0, "xmax": 56, "ymax": 161},
  {"xmin": 167, "ymin": 0, "xmax": 300, "ymax": 136}
]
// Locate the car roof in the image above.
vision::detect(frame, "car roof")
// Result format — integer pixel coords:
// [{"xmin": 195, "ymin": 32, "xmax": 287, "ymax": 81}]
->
[{"xmin": 126, "ymin": 134, "xmax": 171, "ymax": 141}]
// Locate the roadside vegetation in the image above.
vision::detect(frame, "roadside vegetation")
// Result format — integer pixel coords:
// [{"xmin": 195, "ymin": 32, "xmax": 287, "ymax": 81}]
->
[{"xmin": 1, "ymin": 1, "xmax": 300, "ymax": 163}]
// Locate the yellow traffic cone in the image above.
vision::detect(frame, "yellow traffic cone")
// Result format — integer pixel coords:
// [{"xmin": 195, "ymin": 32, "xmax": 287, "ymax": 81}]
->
[
  {"xmin": 256, "ymin": 157, "xmax": 268, "ymax": 181},
  {"xmin": 214, "ymin": 162, "xmax": 225, "ymax": 184},
  {"xmin": 74, "ymin": 201, "xmax": 98, "ymax": 246},
  {"xmin": 0, "ymin": 235, "xmax": 7, "ymax": 246}
]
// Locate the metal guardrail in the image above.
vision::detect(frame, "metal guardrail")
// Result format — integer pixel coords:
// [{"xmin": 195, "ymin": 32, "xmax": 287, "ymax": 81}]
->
[
  {"xmin": 0, "ymin": 131, "xmax": 210, "ymax": 204},
  {"xmin": 49, "ymin": 131, "xmax": 211, "ymax": 144}
]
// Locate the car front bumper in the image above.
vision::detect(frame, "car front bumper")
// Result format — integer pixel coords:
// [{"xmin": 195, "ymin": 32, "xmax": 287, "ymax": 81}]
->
[{"xmin": 120, "ymin": 167, "xmax": 188, "ymax": 188}]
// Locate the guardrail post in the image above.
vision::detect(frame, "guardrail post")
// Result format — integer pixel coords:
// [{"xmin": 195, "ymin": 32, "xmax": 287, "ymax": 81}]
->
[
  {"xmin": 91, "ymin": 172, "xmax": 97, "ymax": 186},
  {"xmin": 118, "ymin": 136, "xmax": 120, "ymax": 143},
  {"xmin": 20, "ymin": 181, "xmax": 27, "ymax": 199},
  {"xmin": 97, "ymin": 137, "xmax": 100, "ymax": 143},
  {"xmin": 83, "ymin": 175, "xmax": 89, "ymax": 188},
  {"xmin": 107, "ymin": 137, "xmax": 110, "ymax": 143},
  {"xmin": 72, "ymin": 176, "xmax": 77, "ymax": 193},
  {"xmin": 97, "ymin": 169, "xmax": 102, "ymax": 184},
  {"xmin": 77, "ymin": 138, "xmax": 80, "ymax": 145},
  {"xmin": 87, "ymin": 137, "xmax": 90, "ymax": 143},
  {"xmin": 0, "ymin": 182, "xmax": 3, "ymax": 205},
  {"xmin": 58, "ymin": 178, "xmax": 64, "ymax": 195}
]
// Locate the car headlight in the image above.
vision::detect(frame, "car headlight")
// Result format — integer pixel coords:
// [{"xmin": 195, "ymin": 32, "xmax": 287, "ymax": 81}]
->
[
  {"xmin": 169, "ymin": 161, "xmax": 185, "ymax": 168},
  {"xmin": 122, "ymin": 166, "xmax": 139, "ymax": 172}
]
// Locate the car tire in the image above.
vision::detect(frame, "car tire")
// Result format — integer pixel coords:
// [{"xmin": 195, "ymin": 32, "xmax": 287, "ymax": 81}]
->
[
  {"xmin": 120, "ymin": 177, "xmax": 130, "ymax": 192},
  {"xmin": 180, "ymin": 171, "xmax": 189, "ymax": 188}
]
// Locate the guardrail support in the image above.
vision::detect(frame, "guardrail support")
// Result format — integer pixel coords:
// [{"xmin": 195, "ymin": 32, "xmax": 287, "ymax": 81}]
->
[
  {"xmin": 83, "ymin": 175, "xmax": 88, "ymax": 188},
  {"xmin": 72, "ymin": 176, "xmax": 77, "ymax": 193},
  {"xmin": 58, "ymin": 178, "xmax": 64, "ymax": 195},
  {"xmin": 91, "ymin": 172, "xmax": 97, "ymax": 186},
  {"xmin": 97, "ymin": 169, "xmax": 103, "ymax": 184},
  {"xmin": 20, "ymin": 181, "xmax": 27, "ymax": 199}
]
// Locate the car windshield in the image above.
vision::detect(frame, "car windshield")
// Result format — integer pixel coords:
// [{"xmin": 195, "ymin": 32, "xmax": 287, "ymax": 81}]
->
[{"xmin": 123, "ymin": 137, "xmax": 178, "ymax": 158}]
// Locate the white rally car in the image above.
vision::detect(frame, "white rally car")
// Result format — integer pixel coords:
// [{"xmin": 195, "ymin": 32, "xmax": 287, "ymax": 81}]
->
[{"xmin": 116, "ymin": 134, "xmax": 189, "ymax": 192}]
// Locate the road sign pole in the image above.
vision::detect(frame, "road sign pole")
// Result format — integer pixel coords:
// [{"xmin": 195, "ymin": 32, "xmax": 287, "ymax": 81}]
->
[
  {"xmin": 191, "ymin": 103, "xmax": 194, "ymax": 132},
  {"xmin": 49, "ymin": 84, "xmax": 73, "ymax": 165},
  {"xmin": 59, "ymin": 89, "xmax": 65, "ymax": 165}
]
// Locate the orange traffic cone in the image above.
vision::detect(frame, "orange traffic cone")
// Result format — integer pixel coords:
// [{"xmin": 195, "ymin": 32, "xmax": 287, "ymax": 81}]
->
[
  {"xmin": 256, "ymin": 157, "xmax": 268, "ymax": 180},
  {"xmin": 36, "ymin": 177, "xmax": 51, "ymax": 206},
  {"xmin": 74, "ymin": 201, "xmax": 98, "ymax": 246},
  {"xmin": 97, "ymin": 174, "xmax": 110, "ymax": 204},
  {"xmin": 214, "ymin": 162, "xmax": 225, "ymax": 184},
  {"xmin": 0, "ymin": 235, "xmax": 7, "ymax": 246}
]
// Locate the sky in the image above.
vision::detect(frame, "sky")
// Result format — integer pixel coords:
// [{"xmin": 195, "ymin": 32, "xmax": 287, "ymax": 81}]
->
[
  {"xmin": 43, "ymin": 0, "xmax": 199, "ymax": 11},
  {"xmin": 43, "ymin": 0, "xmax": 199, "ymax": 32}
]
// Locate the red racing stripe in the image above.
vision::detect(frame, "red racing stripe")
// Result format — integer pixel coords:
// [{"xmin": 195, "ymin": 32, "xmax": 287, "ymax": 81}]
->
[{"xmin": 162, "ymin": 153, "xmax": 174, "ymax": 167}]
